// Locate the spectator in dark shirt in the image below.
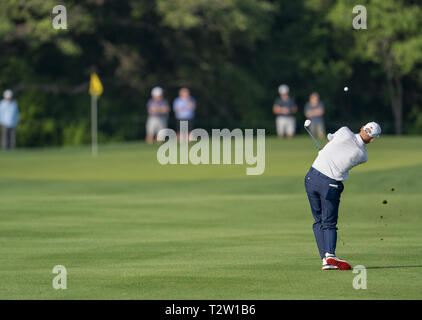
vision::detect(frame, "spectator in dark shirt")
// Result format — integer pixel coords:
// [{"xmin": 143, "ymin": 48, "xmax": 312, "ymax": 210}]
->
[{"xmin": 304, "ymin": 92, "xmax": 326, "ymax": 139}]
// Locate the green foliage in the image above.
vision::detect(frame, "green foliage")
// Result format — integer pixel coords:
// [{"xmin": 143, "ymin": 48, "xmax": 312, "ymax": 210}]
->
[
  {"xmin": 1, "ymin": 0, "xmax": 422, "ymax": 147},
  {"xmin": 156, "ymin": 0, "xmax": 274, "ymax": 45},
  {"xmin": 62, "ymin": 122, "xmax": 90, "ymax": 146},
  {"xmin": 406, "ymin": 106, "xmax": 422, "ymax": 134},
  {"xmin": 16, "ymin": 89, "xmax": 59, "ymax": 146},
  {"xmin": 326, "ymin": 0, "xmax": 422, "ymax": 134},
  {"xmin": 328, "ymin": 0, "xmax": 422, "ymax": 74}
]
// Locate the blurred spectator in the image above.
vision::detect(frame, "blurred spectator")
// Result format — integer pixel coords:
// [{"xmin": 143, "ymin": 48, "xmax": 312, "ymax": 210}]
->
[
  {"xmin": 273, "ymin": 84, "xmax": 298, "ymax": 138},
  {"xmin": 304, "ymin": 92, "xmax": 326, "ymax": 138},
  {"xmin": 173, "ymin": 87, "xmax": 196, "ymax": 141},
  {"xmin": 145, "ymin": 86, "xmax": 170, "ymax": 144},
  {"xmin": 0, "ymin": 90, "xmax": 19, "ymax": 150}
]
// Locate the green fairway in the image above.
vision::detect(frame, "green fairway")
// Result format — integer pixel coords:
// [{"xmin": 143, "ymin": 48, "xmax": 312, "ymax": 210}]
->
[{"xmin": 0, "ymin": 136, "xmax": 421, "ymax": 299}]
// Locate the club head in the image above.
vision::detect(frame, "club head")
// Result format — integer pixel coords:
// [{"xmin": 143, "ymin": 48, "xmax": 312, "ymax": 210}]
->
[{"xmin": 304, "ymin": 119, "xmax": 311, "ymax": 128}]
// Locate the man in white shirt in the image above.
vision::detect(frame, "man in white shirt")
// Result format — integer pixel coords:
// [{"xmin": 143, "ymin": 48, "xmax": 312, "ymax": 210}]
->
[{"xmin": 304, "ymin": 122, "xmax": 381, "ymax": 270}]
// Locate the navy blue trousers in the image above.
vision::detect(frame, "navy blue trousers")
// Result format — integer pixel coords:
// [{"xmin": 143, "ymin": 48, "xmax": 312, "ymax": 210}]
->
[{"xmin": 305, "ymin": 167, "xmax": 344, "ymax": 259}]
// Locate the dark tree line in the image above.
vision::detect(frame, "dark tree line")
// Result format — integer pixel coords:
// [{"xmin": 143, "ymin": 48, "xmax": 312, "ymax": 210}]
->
[{"xmin": 1, "ymin": 0, "xmax": 421, "ymax": 147}]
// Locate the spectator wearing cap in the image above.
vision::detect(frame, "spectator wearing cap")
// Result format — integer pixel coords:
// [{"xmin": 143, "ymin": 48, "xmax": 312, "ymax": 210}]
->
[
  {"xmin": 0, "ymin": 90, "xmax": 20, "ymax": 150},
  {"xmin": 145, "ymin": 87, "xmax": 170, "ymax": 144},
  {"xmin": 305, "ymin": 122, "xmax": 381, "ymax": 270},
  {"xmin": 173, "ymin": 87, "xmax": 196, "ymax": 141},
  {"xmin": 273, "ymin": 84, "xmax": 298, "ymax": 138},
  {"xmin": 304, "ymin": 92, "xmax": 326, "ymax": 139}
]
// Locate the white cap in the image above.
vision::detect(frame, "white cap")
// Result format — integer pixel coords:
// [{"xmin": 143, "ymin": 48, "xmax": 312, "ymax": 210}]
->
[
  {"xmin": 3, "ymin": 89, "xmax": 13, "ymax": 99},
  {"xmin": 278, "ymin": 84, "xmax": 289, "ymax": 94},
  {"xmin": 151, "ymin": 86, "xmax": 163, "ymax": 97},
  {"xmin": 363, "ymin": 122, "xmax": 381, "ymax": 138}
]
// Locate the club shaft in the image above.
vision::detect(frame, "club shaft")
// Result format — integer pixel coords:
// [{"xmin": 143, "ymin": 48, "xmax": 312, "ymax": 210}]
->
[{"xmin": 305, "ymin": 127, "xmax": 321, "ymax": 150}]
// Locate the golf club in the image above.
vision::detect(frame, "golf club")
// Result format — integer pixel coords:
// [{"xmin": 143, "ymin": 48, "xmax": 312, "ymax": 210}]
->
[{"xmin": 304, "ymin": 119, "xmax": 321, "ymax": 150}]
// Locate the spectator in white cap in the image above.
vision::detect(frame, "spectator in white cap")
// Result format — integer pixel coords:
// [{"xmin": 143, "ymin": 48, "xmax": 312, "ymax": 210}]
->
[
  {"xmin": 0, "ymin": 89, "xmax": 20, "ymax": 150},
  {"xmin": 273, "ymin": 84, "xmax": 298, "ymax": 138},
  {"xmin": 305, "ymin": 122, "xmax": 381, "ymax": 271},
  {"xmin": 145, "ymin": 86, "xmax": 170, "ymax": 144}
]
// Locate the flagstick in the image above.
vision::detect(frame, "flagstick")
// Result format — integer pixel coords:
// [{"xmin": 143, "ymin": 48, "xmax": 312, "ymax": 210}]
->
[{"xmin": 91, "ymin": 94, "xmax": 98, "ymax": 156}]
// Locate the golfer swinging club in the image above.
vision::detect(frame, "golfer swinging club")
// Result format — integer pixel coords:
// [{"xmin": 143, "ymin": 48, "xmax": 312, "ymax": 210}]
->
[{"xmin": 305, "ymin": 122, "xmax": 381, "ymax": 270}]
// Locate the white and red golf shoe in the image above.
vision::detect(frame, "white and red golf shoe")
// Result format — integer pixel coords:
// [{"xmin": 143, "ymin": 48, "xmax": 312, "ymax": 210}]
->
[
  {"xmin": 322, "ymin": 258, "xmax": 338, "ymax": 270},
  {"xmin": 325, "ymin": 253, "xmax": 351, "ymax": 270}
]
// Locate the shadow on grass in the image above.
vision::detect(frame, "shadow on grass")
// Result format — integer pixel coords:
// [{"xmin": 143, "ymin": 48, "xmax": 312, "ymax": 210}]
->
[{"xmin": 365, "ymin": 265, "xmax": 422, "ymax": 270}]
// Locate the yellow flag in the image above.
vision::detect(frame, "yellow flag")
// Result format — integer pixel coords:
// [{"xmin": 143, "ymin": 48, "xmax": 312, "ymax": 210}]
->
[{"xmin": 89, "ymin": 72, "xmax": 103, "ymax": 97}]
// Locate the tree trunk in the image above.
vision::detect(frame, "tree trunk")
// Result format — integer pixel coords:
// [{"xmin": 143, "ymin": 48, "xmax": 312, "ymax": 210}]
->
[{"xmin": 387, "ymin": 73, "xmax": 403, "ymax": 135}]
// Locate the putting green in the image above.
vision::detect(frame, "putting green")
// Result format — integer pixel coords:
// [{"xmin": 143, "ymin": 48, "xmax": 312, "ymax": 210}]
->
[{"xmin": 0, "ymin": 136, "xmax": 421, "ymax": 299}]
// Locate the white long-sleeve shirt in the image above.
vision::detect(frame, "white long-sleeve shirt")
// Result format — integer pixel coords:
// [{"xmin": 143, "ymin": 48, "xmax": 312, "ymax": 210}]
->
[
  {"xmin": 0, "ymin": 99, "xmax": 19, "ymax": 128},
  {"xmin": 312, "ymin": 126, "xmax": 368, "ymax": 181}
]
